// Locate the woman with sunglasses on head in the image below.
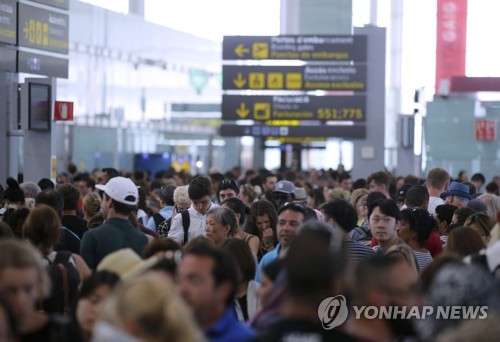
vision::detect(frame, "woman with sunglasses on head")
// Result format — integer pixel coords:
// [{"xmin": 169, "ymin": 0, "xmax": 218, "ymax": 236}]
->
[
  {"xmin": 247, "ymin": 200, "xmax": 278, "ymax": 261},
  {"xmin": 398, "ymin": 208, "xmax": 436, "ymax": 271},
  {"xmin": 221, "ymin": 198, "xmax": 260, "ymax": 258},
  {"xmin": 238, "ymin": 184, "xmax": 260, "ymax": 206},
  {"xmin": 463, "ymin": 212, "xmax": 494, "ymax": 245}
]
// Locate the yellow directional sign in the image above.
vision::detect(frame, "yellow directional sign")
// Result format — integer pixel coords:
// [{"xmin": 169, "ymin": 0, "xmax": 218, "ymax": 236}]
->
[
  {"xmin": 18, "ymin": 3, "xmax": 69, "ymax": 54},
  {"xmin": 252, "ymin": 42, "xmax": 269, "ymax": 59},
  {"xmin": 233, "ymin": 73, "xmax": 247, "ymax": 88},
  {"xmin": 236, "ymin": 102, "xmax": 250, "ymax": 119},
  {"xmin": 267, "ymin": 73, "xmax": 283, "ymax": 89},
  {"xmin": 286, "ymin": 73, "xmax": 302, "ymax": 89},
  {"xmin": 254, "ymin": 103, "xmax": 270, "ymax": 120},
  {"xmin": 224, "ymin": 65, "xmax": 366, "ymax": 91},
  {"xmin": 249, "ymin": 73, "xmax": 265, "ymax": 89},
  {"xmin": 234, "ymin": 43, "xmax": 250, "ymax": 58},
  {"xmin": 223, "ymin": 36, "xmax": 367, "ymax": 61}
]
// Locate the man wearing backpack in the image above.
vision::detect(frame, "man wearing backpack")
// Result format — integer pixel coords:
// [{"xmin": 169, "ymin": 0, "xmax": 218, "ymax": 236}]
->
[
  {"xmin": 168, "ymin": 176, "xmax": 217, "ymax": 245},
  {"xmin": 80, "ymin": 177, "xmax": 148, "ymax": 269},
  {"xmin": 146, "ymin": 184, "xmax": 176, "ymax": 232}
]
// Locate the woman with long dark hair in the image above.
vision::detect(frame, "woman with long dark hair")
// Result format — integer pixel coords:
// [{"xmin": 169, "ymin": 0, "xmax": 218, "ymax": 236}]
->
[{"xmin": 247, "ymin": 200, "xmax": 278, "ymax": 261}]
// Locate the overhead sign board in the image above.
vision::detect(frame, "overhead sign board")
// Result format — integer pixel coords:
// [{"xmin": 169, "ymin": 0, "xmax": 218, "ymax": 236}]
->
[
  {"xmin": 222, "ymin": 95, "xmax": 366, "ymax": 121},
  {"xmin": 219, "ymin": 124, "xmax": 366, "ymax": 139},
  {"xmin": 223, "ymin": 65, "xmax": 366, "ymax": 91},
  {"xmin": 18, "ymin": 50, "xmax": 68, "ymax": 78},
  {"xmin": 30, "ymin": 0, "xmax": 70, "ymax": 10},
  {"xmin": 18, "ymin": 3, "xmax": 69, "ymax": 54},
  {"xmin": 0, "ymin": 46, "xmax": 16, "ymax": 71},
  {"xmin": 0, "ymin": 0, "xmax": 16, "ymax": 45},
  {"xmin": 223, "ymin": 35, "xmax": 367, "ymax": 61}
]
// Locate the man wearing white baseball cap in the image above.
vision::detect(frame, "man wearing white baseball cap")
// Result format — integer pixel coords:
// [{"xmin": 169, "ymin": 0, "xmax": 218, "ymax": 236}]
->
[{"xmin": 80, "ymin": 177, "xmax": 149, "ymax": 269}]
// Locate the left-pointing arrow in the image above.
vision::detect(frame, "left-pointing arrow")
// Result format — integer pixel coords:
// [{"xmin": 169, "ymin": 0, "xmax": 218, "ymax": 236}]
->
[
  {"xmin": 234, "ymin": 43, "xmax": 250, "ymax": 58},
  {"xmin": 233, "ymin": 73, "xmax": 247, "ymax": 88},
  {"xmin": 236, "ymin": 103, "xmax": 250, "ymax": 119}
]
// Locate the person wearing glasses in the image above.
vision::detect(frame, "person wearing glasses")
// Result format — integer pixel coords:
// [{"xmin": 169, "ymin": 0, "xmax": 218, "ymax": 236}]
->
[
  {"xmin": 271, "ymin": 180, "xmax": 295, "ymax": 210},
  {"xmin": 218, "ymin": 179, "xmax": 239, "ymax": 204},
  {"xmin": 254, "ymin": 202, "xmax": 305, "ymax": 282}
]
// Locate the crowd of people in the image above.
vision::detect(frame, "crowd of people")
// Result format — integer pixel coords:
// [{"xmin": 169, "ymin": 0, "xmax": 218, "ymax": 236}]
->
[{"xmin": 0, "ymin": 164, "xmax": 499, "ymax": 341}]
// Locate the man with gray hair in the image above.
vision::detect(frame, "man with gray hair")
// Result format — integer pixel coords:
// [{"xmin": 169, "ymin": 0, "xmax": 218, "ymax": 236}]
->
[
  {"xmin": 440, "ymin": 181, "xmax": 471, "ymax": 209},
  {"xmin": 20, "ymin": 181, "xmax": 41, "ymax": 209}
]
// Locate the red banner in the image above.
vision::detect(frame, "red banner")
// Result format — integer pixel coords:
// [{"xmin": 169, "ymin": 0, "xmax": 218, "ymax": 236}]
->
[
  {"xmin": 435, "ymin": 0, "xmax": 467, "ymax": 94},
  {"xmin": 475, "ymin": 120, "xmax": 497, "ymax": 141}
]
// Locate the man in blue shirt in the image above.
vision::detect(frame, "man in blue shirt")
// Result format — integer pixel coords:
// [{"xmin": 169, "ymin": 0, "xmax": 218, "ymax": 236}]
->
[
  {"xmin": 177, "ymin": 240, "xmax": 254, "ymax": 342},
  {"xmin": 254, "ymin": 202, "xmax": 306, "ymax": 282}
]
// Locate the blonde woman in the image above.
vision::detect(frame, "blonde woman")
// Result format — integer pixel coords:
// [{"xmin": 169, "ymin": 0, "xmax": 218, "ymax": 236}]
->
[
  {"xmin": 96, "ymin": 272, "xmax": 205, "ymax": 342},
  {"xmin": 349, "ymin": 188, "xmax": 369, "ymax": 226},
  {"xmin": 83, "ymin": 192, "xmax": 103, "ymax": 228},
  {"xmin": 477, "ymin": 193, "xmax": 500, "ymax": 222},
  {"xmin": 0, "ymin": 239, "xmax": 80, "ymax": 340}
]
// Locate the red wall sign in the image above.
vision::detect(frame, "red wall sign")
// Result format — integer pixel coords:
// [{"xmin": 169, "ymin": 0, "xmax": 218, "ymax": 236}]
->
[
  {"xmin": 475, "ymin": 120, "xmax": 497, "ymax": 141},
  {"xmin": 435, "ymin": 0, "xmax": 468, "ymax": 94},
  {"xmin": 54, "ymin": 101, "xmax": 74, "ymax": 121}
]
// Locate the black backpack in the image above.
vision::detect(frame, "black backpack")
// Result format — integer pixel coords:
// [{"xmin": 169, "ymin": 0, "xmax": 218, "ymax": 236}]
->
[
  {"xmin": 152, "ymin": 212, "xmax": 166, "ymax": 232},
  {"xmin": 158, "ymin": 210, "xmax": 190, "ymax": 244},
  {"xmin": 42, "ymin": 251, "xmax": 81, "ymax": 315}
]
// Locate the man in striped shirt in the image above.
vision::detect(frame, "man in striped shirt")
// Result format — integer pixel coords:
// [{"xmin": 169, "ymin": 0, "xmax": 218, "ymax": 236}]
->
[{"xmin": 320, "ymin": 199, "xmax": 374, "ymax": 262}]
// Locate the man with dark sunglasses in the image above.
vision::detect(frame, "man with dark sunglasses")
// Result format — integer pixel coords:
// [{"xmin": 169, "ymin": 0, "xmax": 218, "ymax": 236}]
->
[{"xmin": 272, "ymin": 180, "xmax": 295, "ymax": 210}]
